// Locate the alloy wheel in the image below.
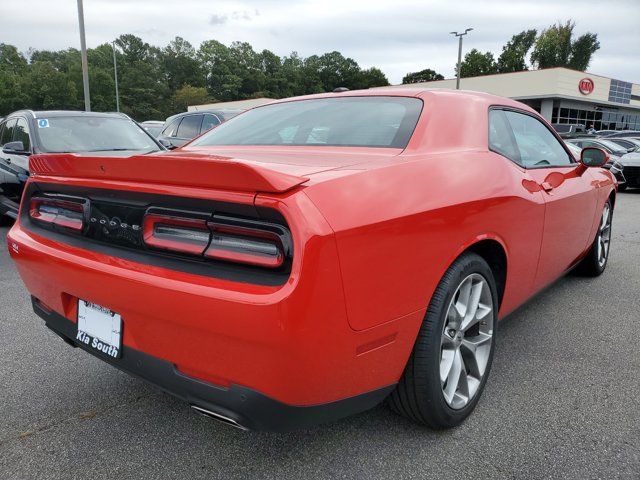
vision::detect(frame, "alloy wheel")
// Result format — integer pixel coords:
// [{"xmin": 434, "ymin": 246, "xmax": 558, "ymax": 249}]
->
[{"xmin": 440, "ymin": 273, "xmax": 494, "ymax": 410}]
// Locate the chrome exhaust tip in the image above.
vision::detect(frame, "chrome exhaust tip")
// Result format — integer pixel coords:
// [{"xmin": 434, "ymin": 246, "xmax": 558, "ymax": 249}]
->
[{"xmin": 191, "ymin": 405, "xmax": 249, "ymax": 431}]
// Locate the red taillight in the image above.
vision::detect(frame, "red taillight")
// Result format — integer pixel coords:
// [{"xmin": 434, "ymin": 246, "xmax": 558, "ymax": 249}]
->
[
  {"xmin": 29, "ymin": 197, "xmax": 85, "ymax": 232},
  {"xmin": 142, "ymin": 209, "xmax": 290, "ymax": 269},
  {"xmin": 205, "ymin": 222, "xmax": 284, "ymax": 268},
  {"xmin": 142, "ymin": 213, "xmax": 210, "ymax": 255}
]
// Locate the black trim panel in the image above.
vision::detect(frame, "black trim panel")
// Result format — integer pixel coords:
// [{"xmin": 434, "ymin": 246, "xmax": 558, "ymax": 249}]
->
[
  {"xmin": 21, "ymin": 182, "xmax": 292, "ymax": 286},
  {"xmin": 33, "ymin": 298, "xmax": 395, "ymax": 432}
]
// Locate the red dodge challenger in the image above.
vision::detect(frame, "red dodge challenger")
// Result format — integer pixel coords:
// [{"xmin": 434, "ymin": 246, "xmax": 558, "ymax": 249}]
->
[{"xmin": 7, "ymin": 89, "xmax": 615, "ymax": 431}]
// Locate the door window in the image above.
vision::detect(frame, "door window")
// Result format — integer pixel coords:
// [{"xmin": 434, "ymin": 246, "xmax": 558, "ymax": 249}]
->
[
  {"xmin": 1, "ymin": 119, "xmax": 17, "ymax": 146},
  {"xmin": 176, "ymin": 115, "xmax": 203, "ymax": 139},
  {"xmin": 503, "ymin": 111, "xmax": 573, "ymax": 168},
  {"xmin": 201, "ymin": 114, "xmax": 221, "ymax": 133},
  {"xmin": 14, "ymin": 118, "xmax": 31, "ymax": 151}
]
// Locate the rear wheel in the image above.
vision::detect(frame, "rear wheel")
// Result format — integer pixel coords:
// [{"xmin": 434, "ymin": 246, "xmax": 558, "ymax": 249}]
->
[
  {"xmin": 388, "ymin": 252, "xmax": 498, "ymax": 428},
  {"xmin": 578, "ymin": 199, "xmax": 612, "ymax": 277}
]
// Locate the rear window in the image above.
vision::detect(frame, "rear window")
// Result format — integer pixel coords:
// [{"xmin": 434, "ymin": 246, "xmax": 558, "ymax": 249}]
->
[{"xmin": 190, "ymin": 97, "xmax": 423, "ymax": 149}]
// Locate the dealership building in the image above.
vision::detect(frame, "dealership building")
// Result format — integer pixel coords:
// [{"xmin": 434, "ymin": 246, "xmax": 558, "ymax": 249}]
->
[{"xmin": 382, "ymin": 67, "xmax": 640, "ymax": 131}]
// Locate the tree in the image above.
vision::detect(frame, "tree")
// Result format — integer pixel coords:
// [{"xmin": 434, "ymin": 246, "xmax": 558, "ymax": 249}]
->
[
  {"xmin": 171, "ymin": 84, "xmax": 212, "ymax": 112},
  {"xmin": 497, "ymin": 30, "xmax": 537, "ymax": 73},
  {"xmin": 530, "ymin": 20, "xmax": 600, "ymax": 71},
  {"xmin": 402, "ymin": 68, "xmax": 444, "ymax": 84},
  {"xmin": 459, "ymin": 49, "xmax": 498, "ymax": 78},
  {"xmin": 355, "ymin": 67, "xmax": 390, "ymax": 89},
  {"xmin": 0, "ymin": 44, "xmax": 30, "ymax": 113},
  {"xmin": 162, "ymin": 37, "xmax": 203, "ymax": 91},
  {"xmin": 23, "ymin": 61, "xmax": 78, "ymax": 110},
  {"xmin": 0, "ymin": 38, "xmax": 392, "ymax": 118}
]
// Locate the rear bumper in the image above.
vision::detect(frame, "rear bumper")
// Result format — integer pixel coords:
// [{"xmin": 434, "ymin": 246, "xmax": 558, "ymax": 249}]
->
[
  {"xmin": 8, "ymin": 189, "xmax": 420, "ymax": 425},
  {"xmin": 34, "ymin": 298, "xmax": 393, "ymax": 431}
]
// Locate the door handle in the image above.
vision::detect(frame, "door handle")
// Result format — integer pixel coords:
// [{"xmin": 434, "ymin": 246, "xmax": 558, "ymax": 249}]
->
[{"xmin": 541, "ymin": 182, "xmax": 554, "ymax": 192}]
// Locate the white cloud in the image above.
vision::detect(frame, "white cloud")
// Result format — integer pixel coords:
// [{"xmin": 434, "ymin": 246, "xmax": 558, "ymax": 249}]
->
[{"xmin": 1, "ymin": 0, "xmax": 638, "ymax": 83}]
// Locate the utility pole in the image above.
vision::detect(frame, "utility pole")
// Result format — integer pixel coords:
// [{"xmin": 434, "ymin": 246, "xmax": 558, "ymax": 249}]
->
[
  {"xmin": 77, "ymin": 0, "xmax": 91, "ymax": 111},
  {"xmin": 450, "ymin": 28, "xmax": 473, "ymax": 90},
  {"xmin": 112, "ymin": 41, "xmax": 120, "ymax": 112}
]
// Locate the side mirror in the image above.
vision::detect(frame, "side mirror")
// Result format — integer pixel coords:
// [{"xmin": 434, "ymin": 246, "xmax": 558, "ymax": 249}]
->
[
  {"xmin": 158, "ymin": 138, "xmax": 176, "ymax": 150},
  {"xmin": 581, "ymin": 147, "xmax": 608, "ymax": 167},
  {"xmin": 2, "ymin": 140, "xmax": 27, "ymax": 155}
]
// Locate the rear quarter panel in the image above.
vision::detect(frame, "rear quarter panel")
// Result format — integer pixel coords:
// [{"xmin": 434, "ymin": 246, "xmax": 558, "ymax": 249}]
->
[{"xmin": 304, "ymin": 151, "xmax": 546, "ymax": 331}]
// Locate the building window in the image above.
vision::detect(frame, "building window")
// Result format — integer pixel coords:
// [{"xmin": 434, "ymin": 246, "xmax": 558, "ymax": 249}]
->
[
  {"xmin": 548, "ymin": 105, "xmax": 640, "ymax": 131},
  {"xmin": 609, "ymin": 79, "xmax": 632, "ymax": 104}
]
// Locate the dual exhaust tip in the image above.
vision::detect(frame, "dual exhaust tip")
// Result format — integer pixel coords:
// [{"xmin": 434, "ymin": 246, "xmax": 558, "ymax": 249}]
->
[{"xmin": 190, "ymin": 405, "xmax": 248, "ymax": 431}]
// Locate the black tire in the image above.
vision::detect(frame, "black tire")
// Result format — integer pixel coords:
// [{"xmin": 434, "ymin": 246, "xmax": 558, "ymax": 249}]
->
[
  {"xmin": 387, "ymin": 252, "xmax": 498, "ymax": 429},
  {"xmin": 577, "ymin": 199, "xmax": 613, "ymax": 277}
]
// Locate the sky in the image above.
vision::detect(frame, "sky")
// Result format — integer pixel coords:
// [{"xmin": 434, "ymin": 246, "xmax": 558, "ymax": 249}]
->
[{"xmin": 2, "ymin": 0, "xmax": 639, "ymax": 84}]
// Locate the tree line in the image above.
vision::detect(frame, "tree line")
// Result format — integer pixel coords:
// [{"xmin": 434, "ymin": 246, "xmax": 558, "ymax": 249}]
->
[
  {"xmin": 0, "ymin": 35, "xmax": 390, "ymax": 121},
  {"xmin": 403, "ymin": 20, "xmax": 600, "ymax": 84},
  {"xmin": 1, "ymin": 20, "xmax": 600, "ymax": 121}
]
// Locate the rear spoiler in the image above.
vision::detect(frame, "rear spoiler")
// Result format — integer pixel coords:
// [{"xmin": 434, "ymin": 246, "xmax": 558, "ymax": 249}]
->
[{"xmin": 29, "ymin": 152, "xmax": 308, "ymax": 193}]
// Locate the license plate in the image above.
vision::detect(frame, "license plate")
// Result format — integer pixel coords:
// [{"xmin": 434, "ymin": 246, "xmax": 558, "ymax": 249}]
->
[{"xmin": 76, "ymin": 300, "xmax": 122, "ymax": 358}]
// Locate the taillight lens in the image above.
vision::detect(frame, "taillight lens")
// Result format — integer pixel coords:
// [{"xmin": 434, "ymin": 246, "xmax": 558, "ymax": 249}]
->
[
  {"xmin": 29, "ymin": 197, "xmax": 86, "ymax": 231},
  {"xmin": 142, "ymin": 209, "xmax": 291, "ymax": 269},
  {"xmin": 204, "ymin": 221, "xmax": 285, "ymax": 268},
  {"xmin": 143, "ymin": 211, "xmax": 210, "ymax": 255}
]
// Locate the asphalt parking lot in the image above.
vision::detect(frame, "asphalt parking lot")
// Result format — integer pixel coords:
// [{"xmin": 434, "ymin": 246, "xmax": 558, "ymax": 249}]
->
[{"xmin": 1, "ymin": 193, "xmax": 639, "ymax": 480}]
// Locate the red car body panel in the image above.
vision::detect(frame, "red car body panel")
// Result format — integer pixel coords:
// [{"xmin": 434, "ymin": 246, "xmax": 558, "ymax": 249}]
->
[{"xmin": 7, "ymin": 89, "xmax": 615, "ymax": 429}]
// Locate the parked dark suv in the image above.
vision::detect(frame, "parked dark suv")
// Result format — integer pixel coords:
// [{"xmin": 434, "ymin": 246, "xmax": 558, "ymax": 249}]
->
[
  {"xmin": 0, "ymin": 110, "xmax": 164, "ymax": 221},
  {"xmin": 157, "ymin": 110, "xmax": 243, "ymax": 149}
]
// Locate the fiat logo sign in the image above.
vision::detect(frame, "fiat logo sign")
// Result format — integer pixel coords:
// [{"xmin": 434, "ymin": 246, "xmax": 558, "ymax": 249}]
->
[{"xmin": 579, "ymin": 78, "xmax": 594, "ymax": 95}]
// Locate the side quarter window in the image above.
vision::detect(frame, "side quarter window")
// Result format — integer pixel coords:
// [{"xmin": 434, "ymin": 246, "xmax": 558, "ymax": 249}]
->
[
  {"xmin": 14, "ymin": 118, "xmax": 31, "ymax": 151},
  {"xmin": 1, "ymin": 119, "xmax": 17, "ymax": 146},
  {"xmin": 489, "ymin": 109, "xmax": 521, "ymax": 166},
  {"xmin": 503, "ymin": 110, "xmax": 573, "ymax": 168}
]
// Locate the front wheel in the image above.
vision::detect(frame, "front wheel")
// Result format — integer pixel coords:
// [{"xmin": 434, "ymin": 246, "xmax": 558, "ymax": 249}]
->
[
  {"xmin": 578, "ymin": 199, "xmax": 612, "ymax": 277},
  {"xmin": 387, "ymin": 252, "xmax": 498, "ymax": 428}
]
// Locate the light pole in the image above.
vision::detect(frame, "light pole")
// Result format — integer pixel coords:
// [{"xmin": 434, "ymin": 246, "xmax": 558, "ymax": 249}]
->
[
  {"xmin": 450, "ymin": 28, "xmax": 473, "ymax": 90},
  {"xmin": 77, "ymin": 0, "xmax": 91, "ymax": 111},
  {"xmin": 112, "ymin": 41, "xmax": 120, "ymax": 112}
]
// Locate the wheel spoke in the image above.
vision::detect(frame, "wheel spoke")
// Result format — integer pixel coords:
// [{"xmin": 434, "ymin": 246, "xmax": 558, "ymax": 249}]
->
[
  {"xmin": 461, "ymin": 333, "xmax": 492, "ymax": 377},
  {"xmin": 600, "ymin": 205, "xmax": 610, "ymax": 230},
  {"xmin": 443, "ymin": 348, "xmax": 463, "ymax": 403},
  {"xmin": 460, "ymin": 281, "xmax": 483, "ymax": 331},
  {"xmin": 440, "ymin": 347, "xmax": 455, "ymax": 383}
]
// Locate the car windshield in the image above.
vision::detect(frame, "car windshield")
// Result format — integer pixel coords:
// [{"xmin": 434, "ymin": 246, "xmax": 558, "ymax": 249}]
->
[
  {"xmin": 598, "ymin": 140, "xmax": 628, "ymax": 154},
  {"xmin": 189, "ymin": 96, "xmax": 423, "ymax": 149},
  {"xmin": 35, "ymin": 116, "xmax": 161, "ymax": 153}
]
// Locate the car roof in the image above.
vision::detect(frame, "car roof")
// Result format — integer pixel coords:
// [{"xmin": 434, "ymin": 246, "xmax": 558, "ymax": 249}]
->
[
  {"xmin": 258, "ymin": 87, "xmax": 536, "ymax": 114},
  {"xmin": 164, "ymin": 109, "xmax": 244, "ymax": 122},
  {"xmin": 6, "ymin": 110, "xmax": 131, "ymax": 120}
]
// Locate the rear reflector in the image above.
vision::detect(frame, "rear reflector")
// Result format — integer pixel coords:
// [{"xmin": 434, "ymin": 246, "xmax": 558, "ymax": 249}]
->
[{"xmin": 29, "ymin": 197, "xmax": 86, "ymax": 232}]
